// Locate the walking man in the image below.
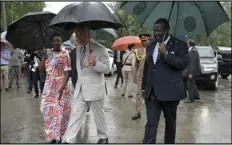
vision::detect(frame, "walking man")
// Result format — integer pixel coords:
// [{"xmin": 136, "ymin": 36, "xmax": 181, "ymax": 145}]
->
[
  {"xmin": 8, "ymin": 46, "xmax": 23, "ymax": 88},
  {"xmin": 114, "ymin": 50, "xmax": 124, "ymax": 88},
  {"xmin": 183, "ymin": 39, "xmax": 201, "ymax": 103},
  {"xmin": 142, "ymin": 18, "xmax": 189, "ymax": 143},
  {"xmin": 132, "ymin": 34, "xmax": 150, "ymax": 120},
  {"xmin": 0, "ymin": 41, "xmax": 11, "ymax": 92},
  {"xmin": 62, "ymin": 24, "xmax": 110, "ymax": 143}
]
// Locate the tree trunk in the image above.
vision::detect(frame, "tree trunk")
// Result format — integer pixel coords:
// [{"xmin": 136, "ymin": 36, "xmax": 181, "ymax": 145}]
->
[{"xmin": 1, "ymin": 1, "xmax": 7, "ymax": 32}]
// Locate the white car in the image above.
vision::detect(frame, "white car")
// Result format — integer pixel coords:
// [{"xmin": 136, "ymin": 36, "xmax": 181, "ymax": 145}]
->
[{"xmin": 106, "ymin": 48, "xmax": 117, "ymax": 76}]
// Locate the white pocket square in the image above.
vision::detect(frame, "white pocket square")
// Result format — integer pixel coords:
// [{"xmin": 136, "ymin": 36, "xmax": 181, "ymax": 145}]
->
[{"xmin": 170, "ymin": 51, "xmax": 175, "ymax": 54}]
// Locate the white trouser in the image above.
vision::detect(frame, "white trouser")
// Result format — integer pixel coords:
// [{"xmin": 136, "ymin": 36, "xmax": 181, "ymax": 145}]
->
[
  {"xmin": 122, "ymin": 70, "xmax": 133, "ymax": 97},
  {"xmin": 62, "ymin": 92, "xmax": 108, "ymax": 143}
]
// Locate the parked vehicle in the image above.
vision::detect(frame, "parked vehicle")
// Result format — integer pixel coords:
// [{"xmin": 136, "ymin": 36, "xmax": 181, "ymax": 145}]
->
[
  {"xmin": 196, "ymin": 46, "xmax": 219, "ymax": 90},
  {"xmin": 215, "ymin": 46, "xmax": 231, "ymax": 79},
  {"xmin": 106, "ymin": 48, "xmax": 117, "ymax": 76}
]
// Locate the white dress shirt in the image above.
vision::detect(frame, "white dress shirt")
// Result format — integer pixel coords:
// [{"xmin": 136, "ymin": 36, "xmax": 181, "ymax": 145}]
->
[{"xmin": 153, "ymin": 36, "xmax": 170, "ymax": 65}]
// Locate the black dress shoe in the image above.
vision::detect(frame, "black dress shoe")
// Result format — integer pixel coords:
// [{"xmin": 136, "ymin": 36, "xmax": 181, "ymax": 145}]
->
[
  {"xmin": 114, "ymin": 85, "xmax": 117, "ymax": 88},
  {"xmin": 5, "ymin": 88, "xmax": 9, "ymax": 92},
  {"xmin": 97, "ymin": 138, "xmax": 108, "ymax": 144},
  {"xmin": 46, "ymin": 140, "xmax": 56, "ymax": 144},
  {"xmin": 132, "ymin": 113, "xmax": 141, "ymax": 120},
  {"xmin": 128, "ymin": 95, "xmax": 133, "ymax": 98},
  {"xmin": 34, "ymin": 95, "xmax": 39, "ymax": 98},
  {"xmin": 184, "ymin": 100, "xmax": 194, "ymax": 103}
]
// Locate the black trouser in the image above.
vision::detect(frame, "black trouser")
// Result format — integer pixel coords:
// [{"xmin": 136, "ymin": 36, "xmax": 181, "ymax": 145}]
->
[
  {"xmin": 143, "ymin": 90, "xmax": 180, "ymax": 144},
  {"xmin": 188, "ymin": 77, "xmax": 200, "ymax": 101},
  {"xmin": 183, "ymin": 77, "xmax": 188, "ymax": 98},
  {"xmin": 32, "ymin": 69, "xmax": 42, "ymax": 96},
  {"xmin": 115, "ymin": 62, "xmax": 123, "ymax": 86}
]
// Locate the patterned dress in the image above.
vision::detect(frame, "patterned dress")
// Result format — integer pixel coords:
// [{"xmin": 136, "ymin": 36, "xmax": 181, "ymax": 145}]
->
[{"xmin": 40, "ymin": 49, "xmax": 71, "ymax": 141}]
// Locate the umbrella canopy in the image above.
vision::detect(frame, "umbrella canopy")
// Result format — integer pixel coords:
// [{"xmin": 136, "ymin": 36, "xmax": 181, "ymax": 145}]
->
[
  {"xmin": 49, "ymin": 2, "xmax": 125, "ymax": 30},
  {"xmin": 112, "ymin": 36, "xmax": 142, "ymax": 51},
  {"xmin": 6, "ymin": 11, "xmax": 73, "ymax": 50},
  {"xmin": 120, "ymin": 1, "xmax": 230, "ymax": 36},
  {"xmin": 91, "ymin": 28, "xmax": 118, "ymax": 40}
]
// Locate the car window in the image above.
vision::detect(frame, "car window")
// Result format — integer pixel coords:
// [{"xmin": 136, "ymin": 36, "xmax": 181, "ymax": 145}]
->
[{"xmin": 196, "ymin": 47, "xmax": 215, "ymax": 58}]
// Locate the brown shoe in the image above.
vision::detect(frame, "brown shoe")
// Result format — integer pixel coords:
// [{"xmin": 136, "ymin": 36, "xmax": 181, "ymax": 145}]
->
[{"xmin": 132, "ymin": 113, "xmax": 141, "ymax": 120}]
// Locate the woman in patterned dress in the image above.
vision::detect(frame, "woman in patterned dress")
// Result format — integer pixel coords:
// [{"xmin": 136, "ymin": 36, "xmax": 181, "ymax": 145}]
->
[{"xmin": 39, "ymin": 33, "xmax": 71, "ymax": 143}]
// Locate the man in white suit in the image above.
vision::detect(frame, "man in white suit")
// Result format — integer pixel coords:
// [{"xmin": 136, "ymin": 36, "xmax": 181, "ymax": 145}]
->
[{"xmin": 62, "ymin": 24, "xmax": 110, "ymax": 144}]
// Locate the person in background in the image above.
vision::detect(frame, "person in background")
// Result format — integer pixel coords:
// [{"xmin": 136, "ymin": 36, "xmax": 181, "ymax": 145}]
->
[
  {"xmin": 31, "ymin": 50, "xmax": 42, "ymax": 98},
  {"xmin": 122, "ymin": 44, "xmax": 136, "ymax": 98},
  {"xmin": 24, "ymin": 49, "xmax": 34, "ymax": 93},
  {"xmin": 113, "ymin": 50, "xmax": 125, "ymax": 88},
  {"xmin": 183, "ymin": 39, "xmax": 201, "ymax": 103},
  {"xmin": 39, "ymin": 33, "xmax": 71, "ymax": 143},
  {"xmin": 132, "ymin": 34, "xmax": 150, "ymax": 120},
  {"xmin": 142, "ymin": 18, "xmax": 189, "ymax": 143},
  {"xmin": 8, "ymin": 46, "xmax": 23, "ymax": 89},
  {"xmin": 0, "ymin": 41, "xmax": 11, "ymax": 92}
]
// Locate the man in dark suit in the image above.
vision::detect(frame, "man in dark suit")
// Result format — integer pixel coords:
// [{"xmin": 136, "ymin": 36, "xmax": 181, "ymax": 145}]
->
[
  {"xmin": 142, "ymin": 18, "xmax": 189, "ymax": 144},
  {"xmin": 183, "ymin": 39, "xmax": 201, "ymax": 103},
  {"xmin": 114, "ymin": 50, "xmax": 125, "ymax": 88}
]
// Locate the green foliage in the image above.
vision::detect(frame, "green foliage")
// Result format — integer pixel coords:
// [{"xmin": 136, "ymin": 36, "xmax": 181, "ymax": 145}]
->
[{"xmin": 5, "ymin": 1, "xmax": 46, "ymax": 26}]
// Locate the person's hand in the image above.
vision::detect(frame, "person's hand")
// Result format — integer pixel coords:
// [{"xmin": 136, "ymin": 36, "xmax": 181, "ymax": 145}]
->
[
  {"xmin": 88, "ymin": 55, "xmax": 97, "ymax": 66},
  {"xmin": 158, "ymin": 43, "xmax": 168, "ymax": 55},
  {"xmin": 189, "ymin": 74, "xmax": 193, "ymax": 80},
  {"xmin": 57, "ymin": 87, "xmax": 64, "ymax": 100}
]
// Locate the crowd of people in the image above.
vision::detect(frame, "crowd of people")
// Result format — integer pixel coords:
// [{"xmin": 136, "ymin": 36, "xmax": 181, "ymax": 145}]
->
[{"xmin": 1, "ymin": 18, "xmax": 202, "ymax": 144}]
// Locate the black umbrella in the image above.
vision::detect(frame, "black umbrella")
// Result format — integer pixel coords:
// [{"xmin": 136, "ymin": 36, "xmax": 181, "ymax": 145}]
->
[
  {"xmin": 6, "ymin": 11, "xmax": 73, "ymax": 50},
  {"xmin": 49, "ymin": 2, "xmax": 125, "ymax": 30}
]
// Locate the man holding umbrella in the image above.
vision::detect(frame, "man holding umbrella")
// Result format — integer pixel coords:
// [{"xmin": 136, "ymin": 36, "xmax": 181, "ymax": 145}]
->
[
  {"xmin": 142, "ymin": 18, "xmax": 189, "ymax": 143},
  {"xmin": 63, "ymin": 24, "xmax": 110, "ymax": 144}
]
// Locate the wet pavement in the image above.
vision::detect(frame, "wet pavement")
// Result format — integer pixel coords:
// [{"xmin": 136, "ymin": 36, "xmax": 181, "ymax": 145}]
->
[{"xmin": 1, "ymin": 75, "xmax": 231, "ymax": 143}]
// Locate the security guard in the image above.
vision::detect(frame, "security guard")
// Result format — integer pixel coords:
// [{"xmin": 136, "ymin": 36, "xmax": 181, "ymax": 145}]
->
[{"xmin": 132, "ymin": 34, "xmax": 151, "ymax": 120}]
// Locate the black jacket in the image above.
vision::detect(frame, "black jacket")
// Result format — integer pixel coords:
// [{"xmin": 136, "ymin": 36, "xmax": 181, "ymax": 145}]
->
[
  {"xmin": 142, "ymin": 35, "xmax": 189, "ymax": 101},
  {"xmin": 113, "ymin": 50, "xmax": 125, "ymax": 64},
  {"xmin": 182, "ymin": 47, "xmax": 201, "ymax": 77},
  {"xmin": 69, "ymin": 48, "xmax": 78, "ymax": 88}
]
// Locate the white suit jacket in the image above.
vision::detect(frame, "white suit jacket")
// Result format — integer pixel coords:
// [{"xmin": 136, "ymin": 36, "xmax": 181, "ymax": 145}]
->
[{"xmin": 73, "ymin": 40, "xmax": 110, "ymax": 101}]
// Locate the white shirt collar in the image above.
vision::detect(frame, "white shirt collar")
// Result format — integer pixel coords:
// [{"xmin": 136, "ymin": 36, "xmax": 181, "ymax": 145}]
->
[
  {"xmin": 77, "ymin": 43, "xmax": 89, "ymax": 49},
  {"xmin": 189, "ymin": 47, "xmax": 193, "ymax": 52},
  {"xmin": 162, "ymin": 36, "xmax": 170, "ymax": 45}
]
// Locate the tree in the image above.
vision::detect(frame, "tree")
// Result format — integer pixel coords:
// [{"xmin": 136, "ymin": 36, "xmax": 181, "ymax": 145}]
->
[{"xmin": 4, "ymin": 1, "xmax": 45, "ymax": 27}]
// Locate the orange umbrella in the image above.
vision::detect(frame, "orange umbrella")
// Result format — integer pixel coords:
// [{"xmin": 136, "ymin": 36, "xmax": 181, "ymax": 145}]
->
[{"xmin": 112, "ymin": 36, "xmax": 142, "ymax": 51}]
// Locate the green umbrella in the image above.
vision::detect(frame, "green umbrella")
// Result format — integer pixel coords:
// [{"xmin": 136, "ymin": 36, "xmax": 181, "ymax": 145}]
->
[
  {"xmin": 91, "ymin": 28, "xmax": 118, "ymax": 40},
  {"xmin": 120, "ymin": 1, "xmax": 230, "ymax": 36}
]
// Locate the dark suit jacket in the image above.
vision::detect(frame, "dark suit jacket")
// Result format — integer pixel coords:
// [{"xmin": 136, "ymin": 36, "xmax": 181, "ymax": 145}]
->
[
  {"xmin": 114, "ymin": 50, "xmax": 124, "ymax": 64},
  {"xmin": 69, "ymin": 48, "xmax": 78, "ymax": 88},
  {"xmin": 182, "ymin": 47, "xmax": 201, "ymax": 77},
  {"xmin": 142, "ymin": 35, "xmax": 189, "ymax": 101}
]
